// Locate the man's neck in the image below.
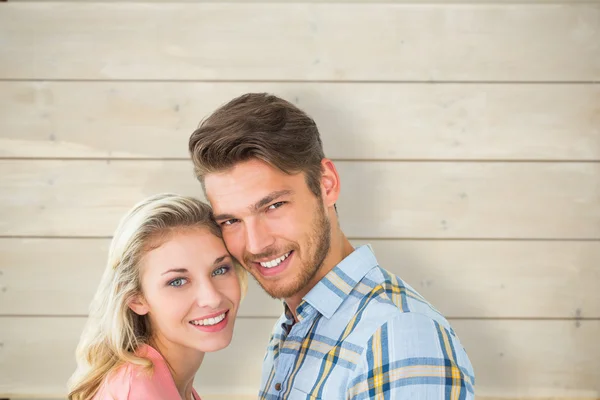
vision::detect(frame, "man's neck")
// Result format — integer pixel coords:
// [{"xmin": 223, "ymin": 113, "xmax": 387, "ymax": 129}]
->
[{"xmin": 285, "ymin": 232, "xmax": 354, "ymax": 321}]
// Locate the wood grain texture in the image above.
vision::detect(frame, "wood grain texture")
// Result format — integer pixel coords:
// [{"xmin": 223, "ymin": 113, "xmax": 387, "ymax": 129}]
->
[
  {"xmin": 1, "ymin": 81, "xmax": 599, "ymax": 160},
  {"xmin": 1, "ymin": 238, "xmax": 598, "ymax": 318},
  {"xmin": 1, "ymin": 1, "xmax": 598, "ymax": 398},
  {"xmin": 1, "ymin": 3, "xmax": 598, "ymax": 81},
  {"xmin": 1, "ymin": 160, "xmax": 598, "ymax": 238},
  {"xmin": 0, "ymin": 317, "xmax": 598, "ymax": 398},
  {"xmin": 7, "ymin": 0, "xmax": 600, "ymax": 3}
]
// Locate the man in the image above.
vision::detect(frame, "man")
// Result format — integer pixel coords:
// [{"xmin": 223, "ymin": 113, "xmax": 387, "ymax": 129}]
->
[{"xmin": 188, "ymin": 93, "xmax": 475, "ymax": 399}]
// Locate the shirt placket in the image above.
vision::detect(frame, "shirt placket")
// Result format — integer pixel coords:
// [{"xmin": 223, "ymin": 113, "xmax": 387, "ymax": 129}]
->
[{"xmin": 269, "ymin": 307, "xmax": 317, "ymax": 398}]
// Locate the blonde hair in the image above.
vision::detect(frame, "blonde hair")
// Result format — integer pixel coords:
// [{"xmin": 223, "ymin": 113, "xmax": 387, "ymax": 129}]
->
[{"xmin": 68, "ymin": 193, "xmax": 247, "ymax": 400}]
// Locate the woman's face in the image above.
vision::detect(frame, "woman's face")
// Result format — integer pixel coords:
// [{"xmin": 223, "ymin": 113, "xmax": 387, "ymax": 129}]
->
[{"xmin": 130, "ymin": 227, "xmax": 241, "ymax": 353}]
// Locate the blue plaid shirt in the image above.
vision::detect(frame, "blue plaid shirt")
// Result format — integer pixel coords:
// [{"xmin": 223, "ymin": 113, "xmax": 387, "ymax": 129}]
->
[{"xmin": 259, "ymin": 245, "xmax": 475, "ymax": 399}]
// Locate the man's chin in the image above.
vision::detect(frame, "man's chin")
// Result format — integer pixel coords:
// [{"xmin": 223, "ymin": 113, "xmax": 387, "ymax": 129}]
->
[
  {"xmin": 258, "ymin": 280, "xmax": 301, "ymax": 300},
  {"xmin": 263, "ymin": 286, "xmax": 295, "ymax": 300}
]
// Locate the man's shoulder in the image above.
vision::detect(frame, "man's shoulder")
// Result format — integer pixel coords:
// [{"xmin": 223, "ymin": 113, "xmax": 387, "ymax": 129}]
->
[
  {"xmin": 362, "ymin": 265, "xmax": 444, "ymax": 314},
  {"xmin": 347, "ymin": 267, "xmax": 475, "ymax": 382},
  {"xmin": 345, "ymin": 264, "xmax": 456, "ymax": 337}
]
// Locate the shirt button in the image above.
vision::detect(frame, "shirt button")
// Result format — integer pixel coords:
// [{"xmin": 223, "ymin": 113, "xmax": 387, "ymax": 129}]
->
[{"xmin": 274, "ymin": 383, "xmax": 282, "ymax": 391}]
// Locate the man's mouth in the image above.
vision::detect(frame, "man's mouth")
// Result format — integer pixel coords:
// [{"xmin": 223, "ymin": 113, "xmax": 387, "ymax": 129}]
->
[
  {"xmin": 257, "ymin": 251, "xmax": 292, "ymax": 269},
  {"xmin": 251, "ymin": 250, "xmax": 294, "ymax": 277}
]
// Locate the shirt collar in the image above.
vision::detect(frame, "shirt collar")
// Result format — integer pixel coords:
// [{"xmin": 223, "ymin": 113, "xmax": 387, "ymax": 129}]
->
[{"xmin": 285, "ymin": 244, "xmax": 378, "ymax": 320}]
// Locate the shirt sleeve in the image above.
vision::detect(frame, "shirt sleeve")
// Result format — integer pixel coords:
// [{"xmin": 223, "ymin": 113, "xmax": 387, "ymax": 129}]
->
[
  {"xmin": 127, "ymin": 367, "xmax": 176, "ymax": 400},
  {"xmin": 347, "ymin": 312, "xmax": 475, "ymax": 400},
  {"xmin": 92, "ymin": 364, "xmax": 132, "ymax": 400}
]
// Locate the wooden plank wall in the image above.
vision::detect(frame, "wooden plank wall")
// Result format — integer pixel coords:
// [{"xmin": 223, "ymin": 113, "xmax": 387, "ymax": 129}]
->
[{"xmin": 0, "ymin": 1, "xmax": 599, "ymax": 399}]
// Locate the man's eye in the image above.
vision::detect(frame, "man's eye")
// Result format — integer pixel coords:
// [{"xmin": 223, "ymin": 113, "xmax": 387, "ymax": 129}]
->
[
  {"xmin": 221, "ymin": 219, "xmax": 239, "ymax": 226},
  {"xmin": 268, "ymin": 202, "xmax": 285, "ymax": 210}
]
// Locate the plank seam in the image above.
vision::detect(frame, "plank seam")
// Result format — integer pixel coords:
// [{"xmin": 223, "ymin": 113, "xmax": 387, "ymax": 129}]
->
[
  {"xmin": 0, "ymin": 78, "xmax": 598, "ymax": 84},
  {"xmin": 2, "ymin": 158, "xmax": 600, "ymax": 163},
  {"xmin": 1, "ymin": 236, "xmax": 599, "ymax": 241}
]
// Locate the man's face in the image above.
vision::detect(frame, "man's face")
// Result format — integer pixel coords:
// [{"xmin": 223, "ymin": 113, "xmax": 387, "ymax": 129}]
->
[{"xmin": 206, "ymin": 159, "xmax": 331, "ymax": 300}]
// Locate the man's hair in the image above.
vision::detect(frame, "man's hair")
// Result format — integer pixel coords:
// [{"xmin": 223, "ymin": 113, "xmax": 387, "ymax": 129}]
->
[{"xmin": 188, "ymin": 93, "xmax": 325, "ymax": 197}]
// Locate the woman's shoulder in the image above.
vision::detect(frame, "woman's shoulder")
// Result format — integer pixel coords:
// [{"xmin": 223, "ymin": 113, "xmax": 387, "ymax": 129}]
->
[
  {"xmin": 92, "ymin": 362, "xmax": 136, "ymax": 399},
  {"xmin": 92, "ymin": 346, "xmax": 177, "ymax": 399}
]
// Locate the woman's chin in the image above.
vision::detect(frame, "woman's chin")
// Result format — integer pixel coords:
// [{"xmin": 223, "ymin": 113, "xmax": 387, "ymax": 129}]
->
[{"xmin": 195, "ymin": 337, "xmax": 233, "ymax": 353}]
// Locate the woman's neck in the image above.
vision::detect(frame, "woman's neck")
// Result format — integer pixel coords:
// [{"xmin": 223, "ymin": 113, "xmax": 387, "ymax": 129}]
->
[{"xmin": 149, "ymin": 337, "xmax": 204, "ymax": 399}]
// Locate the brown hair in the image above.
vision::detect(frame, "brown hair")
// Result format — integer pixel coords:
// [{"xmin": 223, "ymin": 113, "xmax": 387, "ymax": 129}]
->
[{"xmin": 188, "ymin": 93, "xmax": 325, "ymax": 197}]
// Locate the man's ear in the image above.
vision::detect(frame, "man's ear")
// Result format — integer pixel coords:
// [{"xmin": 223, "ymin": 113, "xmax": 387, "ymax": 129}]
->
[
  {"xmin": 128, "ymin": 294, "xmax": 150, "ymax": 316},
  {"xmin": 320, "ymin": 158, "xmax": 341, "ymax": 208}
]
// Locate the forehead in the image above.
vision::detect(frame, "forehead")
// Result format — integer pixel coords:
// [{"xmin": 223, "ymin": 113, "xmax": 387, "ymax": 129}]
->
[
  {"xmin": 204, "ymin": 159, "xmax": 304, "ymax": 214},
  {"xmin": 141, "ymin": 228, "xmax": 225, "ymax": 269}
]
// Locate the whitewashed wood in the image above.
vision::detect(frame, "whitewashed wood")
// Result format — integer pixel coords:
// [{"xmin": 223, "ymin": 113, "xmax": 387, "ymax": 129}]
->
[
  {"xmin": 1, "ymin": 81, "xmax": 599, "ymax": 160},
  {"xmin": 1, "ymin": 238, "xmax": 598, "ymax": 318},
  {"xmin": 0, "ymin": 317, "xmax": 272, "ymax": 398},
  {"xmin": 0, "ymin": 317, "xmax": 598, "ymax": 397},
  {"xmin": 1, "ymin": 160, "xmax": 598, "ymax": 238},
  {"xmin": 478, "ymin": 395, "xmax": 600, "ymax": 400},
  {"xmin": 8, "ymin": 0, "xmax": 600, "ymax": 3},
  {"xmin": 0, "ymin": 3, "xmax": 598, "ymax": 81}
]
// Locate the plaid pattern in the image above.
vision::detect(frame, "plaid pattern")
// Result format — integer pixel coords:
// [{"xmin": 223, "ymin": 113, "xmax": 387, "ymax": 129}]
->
[{"xmin": 258, "ymin": 245, "xmax": 475, "ymax": 399}]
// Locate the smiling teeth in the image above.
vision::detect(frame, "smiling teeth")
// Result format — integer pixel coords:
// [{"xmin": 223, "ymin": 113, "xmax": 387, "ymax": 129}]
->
[
  {"xmin": 190, "ymin": 313, "xmax": 226, "ymax": 326},
  {"xmin": 260, "ymin": 252, "xmax": 291, "ymax": 268}
]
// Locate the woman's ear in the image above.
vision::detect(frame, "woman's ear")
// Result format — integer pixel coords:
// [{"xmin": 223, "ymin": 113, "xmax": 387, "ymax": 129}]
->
[{"xmin": 128, "ymin": 294, "xmax": 150, "ymax": 316}]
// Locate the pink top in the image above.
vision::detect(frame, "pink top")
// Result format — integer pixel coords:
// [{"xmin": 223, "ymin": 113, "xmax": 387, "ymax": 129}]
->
[{"xmin": 93, "ymin": 344, "xmax": 201, "ymax": 400}]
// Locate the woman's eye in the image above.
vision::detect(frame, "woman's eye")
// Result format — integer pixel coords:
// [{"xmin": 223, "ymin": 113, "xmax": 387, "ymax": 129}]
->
[
  {"xmin": 212, "ymin": 266, "xmax": 230, "ymax": 277},
  {"xmin": 169, "ymin": 278, "xmax": 188, "ymax": 287}
]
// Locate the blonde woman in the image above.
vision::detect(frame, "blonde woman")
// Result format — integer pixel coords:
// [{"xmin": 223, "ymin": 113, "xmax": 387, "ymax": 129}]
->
[{"xmin": 68, "ymin": 193, "xmax": 247, "ymax": 400}]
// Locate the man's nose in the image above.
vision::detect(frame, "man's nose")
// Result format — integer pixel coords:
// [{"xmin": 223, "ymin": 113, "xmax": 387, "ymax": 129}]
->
[{"xmin": 245, "ymin": 218, "xmax": 275, "ymax": 256}]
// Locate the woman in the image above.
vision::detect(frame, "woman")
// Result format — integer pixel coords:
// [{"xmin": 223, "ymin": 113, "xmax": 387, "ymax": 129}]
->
[{"xmin": 68, "ymin": 193, "xmax": 247, "ymax": 400}]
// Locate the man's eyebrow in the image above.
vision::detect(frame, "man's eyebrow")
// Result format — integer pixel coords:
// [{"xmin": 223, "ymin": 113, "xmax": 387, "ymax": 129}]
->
[
  {"xmin": 212, "ymin": 190, "xmax": 293, "ymax": 221},
  {"xmin": 253, "ymin": 190, "xmax": 293, "ymax": 211},
  {"xmin": 212, "ymin": 212, "xmax": 237, "ymax": 222}
]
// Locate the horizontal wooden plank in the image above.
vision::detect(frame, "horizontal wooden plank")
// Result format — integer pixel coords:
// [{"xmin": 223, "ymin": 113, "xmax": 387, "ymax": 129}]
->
[
  {"xmin": 7, "ymin": 0, "xmax": 600, "ymax": 3},
  {"xmin": 1, "ymin": 160, "xmax": 598, "ymax": 239},
  {"xmin": 0, "ymin": 317, "xmax": 271, "ymax": 398},
  {"xmin": 0, "ymin": 3, "xmax": 598, "ymax": 81},
  {"xmin": 1, "ymin": 81, "xmax": 599, "ymax": 160},
  {"xmin": 0, "ymin": 317, "xmax": 598, "ymax": 397},
  {"xmin": 1, "ymin": 238, "xmax": 598, "ymax": 318}
]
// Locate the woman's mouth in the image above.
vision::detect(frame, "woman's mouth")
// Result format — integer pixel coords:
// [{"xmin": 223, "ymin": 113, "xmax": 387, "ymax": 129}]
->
[{"xmin": 189, "ymin": 310, "xmax": 229, "ymax": 332}]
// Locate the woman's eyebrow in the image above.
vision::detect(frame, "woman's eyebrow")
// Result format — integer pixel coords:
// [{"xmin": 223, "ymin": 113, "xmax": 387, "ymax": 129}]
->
[{"xmin": 161, "ymin": 268, "xmax": 188, "ymax": 276}]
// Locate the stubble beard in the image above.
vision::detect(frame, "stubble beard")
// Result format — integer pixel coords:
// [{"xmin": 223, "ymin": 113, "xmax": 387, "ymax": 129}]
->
[{"xmin": 243, "ymin": 201, "xmax": 332, "ymax": 300}]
